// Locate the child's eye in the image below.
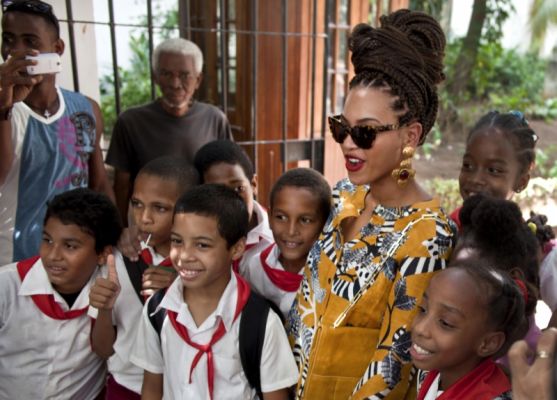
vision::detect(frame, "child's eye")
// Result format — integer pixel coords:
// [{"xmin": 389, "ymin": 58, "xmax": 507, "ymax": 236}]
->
[
  {"xmin": 130, "ymin": 200, "xmax": 142, "ymax": 209},
  {"xmin": 417, "ymin": 305, "xmax": 426, "ymax": 314},
  {"xmin": 170, "ymin": 237, "xmax": 182, "ymax": 246},
  {"xmin": 156, "ymin": 206, "xmax": 169, "ymax": 213},
  {"xmin": 488, "ymin": 167, "xmax": 504, "ymax": 175},
  {"xmin": 65, "ymin": 243, "xmax": 78, "ymax": 250},
  {"xmin": 439, "ymin": 319, "xmax": 456, "ymax": 329},
  {"xmin": 196, "ymin": 242, "xmax": 210, "ymax": 249},
  {"xmin": 461, "ymin": 161, "xmax": 473, "ymax": 171},
  {"xmin": 41, "ymin": 236, "xmax": 52, "ymax": 244},
  {"xmin": 301, "ymin": 217, "xmax": 314, "ymax": 224},
  {"xmin": 274, "ymin": 214, "xmax": 287, "ymax": 221}
]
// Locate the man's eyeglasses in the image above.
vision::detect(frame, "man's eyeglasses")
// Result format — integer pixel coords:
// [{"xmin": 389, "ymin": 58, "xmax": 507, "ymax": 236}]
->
[{"xmin": 328, "ymin": 115, "xmax": 400, "ymax": 149}]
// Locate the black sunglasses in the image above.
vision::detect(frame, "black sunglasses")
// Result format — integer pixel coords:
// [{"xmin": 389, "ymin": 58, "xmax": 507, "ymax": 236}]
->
[{"xmin": 328, "ymin": 115, "xmax": 400, "ymax": 149}]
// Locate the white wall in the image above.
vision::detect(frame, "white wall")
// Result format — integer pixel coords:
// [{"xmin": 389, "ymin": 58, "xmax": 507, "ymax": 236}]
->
[{"xmin": 50, "ymin": 0, "xmax": 101, "ymax": 103}]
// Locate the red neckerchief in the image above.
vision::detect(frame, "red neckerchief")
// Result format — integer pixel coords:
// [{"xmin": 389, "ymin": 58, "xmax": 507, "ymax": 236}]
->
[
  {"xmin": 140, "ymin": 248, "xmax": 172, "ymax": 267},
  {"xmin": 231, "ymin": 242, "xmax": 257, "ymax": 273},
  {"xmin": 260, "ymin": 243, "xmax": 303, "ymax": 292},
  {"xmin": 17, "ymin": 256, "xmax": 88, "ymax": 320},
  {"xmin": 449, "ymin": 206, "xmax": 462, "ymax": 231},
  {"xmin": 167, "ymin": 272, "xmax": 250, "ymax": 400},
  {"xmin": 417, "ymin": 358, "xmax": 511, "ymax": 400}
]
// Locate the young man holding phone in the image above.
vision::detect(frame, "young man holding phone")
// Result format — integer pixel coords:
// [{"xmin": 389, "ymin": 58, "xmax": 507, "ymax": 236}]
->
[{"xmin": 0, "ymin": 0, "xmax": 114, "ymax": 265}]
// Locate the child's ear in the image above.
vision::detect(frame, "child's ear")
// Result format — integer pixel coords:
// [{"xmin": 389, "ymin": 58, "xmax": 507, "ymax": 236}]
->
[
  {"xmin": 96, "ymin": 245, "xmax": 113, "ymax": 266},
  {"xmin": 514, "ymin": 171, "xmax": 530, "ymax": 193},
  {"xmin": 403, "ymin": 121, "xmax": 423, "ymax": 148},
  {"xmin": 230, "ymin": 237, "xmax": 246, "ymax": 261},
  {"xmin": 250, "ymin": 174, "xmax": 258, "ymax": 192},
  {"xmin": 477, "ymin": 331, "xmax": 506, "ymax": 358}
]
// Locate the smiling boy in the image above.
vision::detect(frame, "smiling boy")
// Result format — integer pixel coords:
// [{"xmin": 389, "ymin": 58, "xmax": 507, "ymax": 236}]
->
[
  {"xmin": 0, "ymin": 188, "xmax": 122, "ymax": 399},
  {"xmin": 131, "ymin": 184, "xmax": 298, "ymax": 399},
  {"xmin": 243, "ymin": 168, "xmax": 331, "ymax": 317}
]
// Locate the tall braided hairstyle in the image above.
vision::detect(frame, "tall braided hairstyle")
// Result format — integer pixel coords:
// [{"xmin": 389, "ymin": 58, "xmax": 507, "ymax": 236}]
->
[{"xmin": 349, "ymin": 9, "xmax": 446, "ymax": 144}]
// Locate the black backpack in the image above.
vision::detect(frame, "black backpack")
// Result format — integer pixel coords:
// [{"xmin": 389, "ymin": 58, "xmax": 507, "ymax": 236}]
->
[
  {"xmin": 123, "ymin": 256, "xmax": 151, "ymax": 304},
  {"xmin": 146, "ymin": 286, "xmax": 283, "ymax": 398}
]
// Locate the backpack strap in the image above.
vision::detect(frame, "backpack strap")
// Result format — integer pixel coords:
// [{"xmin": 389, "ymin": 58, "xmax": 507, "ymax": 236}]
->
[
  {"xmin": 239, "ymin": 291, "xmax": 284, "ymax": 397},
  {"xmin": 123, "ymin": 256, "xmax": 150, "ymax": 304},
  {"xmin": 147, "ymin": 288, "xmax": 167, "ymax": 339}
]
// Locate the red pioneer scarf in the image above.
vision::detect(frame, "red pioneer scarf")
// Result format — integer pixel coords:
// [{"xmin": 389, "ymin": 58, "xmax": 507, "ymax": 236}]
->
[
  {"xmin": 260, "ymin": 243, "xmax": 303, "ymax": 292},
  {"xmin": 140, "ymin": 248, "xmax": 173, "ymax": 268},
  {"xmin": 417, "ymin": 358, "xmax": 511, "ymax": 400}
]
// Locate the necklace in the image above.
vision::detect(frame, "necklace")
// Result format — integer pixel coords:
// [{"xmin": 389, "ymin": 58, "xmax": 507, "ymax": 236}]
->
[{"xmin": 26, "ymin": 96, "xmax": 60, "ymax": 119}]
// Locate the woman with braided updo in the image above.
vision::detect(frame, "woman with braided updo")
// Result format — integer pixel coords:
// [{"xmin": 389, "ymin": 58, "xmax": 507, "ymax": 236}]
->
[{"xmin": 286, "ymin": 10, "xmax": 456, "ymax": 399}]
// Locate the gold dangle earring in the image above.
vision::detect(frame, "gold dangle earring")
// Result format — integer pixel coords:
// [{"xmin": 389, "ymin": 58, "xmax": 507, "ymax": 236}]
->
[{"xmin": 392, "ymin": 146, "xmax": 416, "ymax": 187}]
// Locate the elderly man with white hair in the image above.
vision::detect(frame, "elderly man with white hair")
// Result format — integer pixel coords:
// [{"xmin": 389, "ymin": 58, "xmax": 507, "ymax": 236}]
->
[{"xmin": 107, "ymin": 38, "xmax": 232, "ymax": 221}]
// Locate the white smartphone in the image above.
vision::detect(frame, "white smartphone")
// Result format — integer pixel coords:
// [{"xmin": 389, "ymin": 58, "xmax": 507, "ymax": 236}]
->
[{"xmin": 25, "ymin": 53, "xmax": 62, "ymax": 75}]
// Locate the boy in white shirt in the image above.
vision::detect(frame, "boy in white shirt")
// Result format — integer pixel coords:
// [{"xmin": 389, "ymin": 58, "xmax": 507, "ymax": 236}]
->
[
  {"xmin": 194, "ymin": 140, "xmax": 274, "ymax": 273},
  {"xmin": 0, "ymin": 188, "xmax": 122, "ymax": 400},
  {"xmin": 131, "ymin": 184, "xmax": 298, "ymax": 399},
  {"xmin": 243, "ymin": 168, "xmax": 331, "ymax": 317},
  {"xmin": 88, "ymin": 156, "xmax": 199, "ymax": 398}
]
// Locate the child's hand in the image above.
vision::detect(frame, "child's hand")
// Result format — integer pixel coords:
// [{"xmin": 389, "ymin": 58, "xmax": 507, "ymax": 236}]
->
[
  {"xmin": 141, "ymin": 267, "xmax": 176, "ymax": 297},
  {"xmin": 117, "ymin": 226, "xmax": 142, "ymax": 261},
  {"xmin": 89, "ymin": 254, "xmax": 121, "ymax": 310}
]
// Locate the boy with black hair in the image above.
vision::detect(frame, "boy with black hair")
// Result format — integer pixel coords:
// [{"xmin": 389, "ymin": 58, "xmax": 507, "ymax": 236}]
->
[
  {"xmin": 0, "ymin": 0, "xmax": 113, "ymax": 265},
  {"xmin": 0, "ymin": 188, "xmax": 122, "ymax": 399},
  {"xmin": 131, "ymin": 184, "xmax": 298, "ymax": 399},
  {"xmin": 193, "ymin": 140, "xmax": 274, "ymax": 274},
  {"xmin": 244, "ymin": 168, "xmax": 331, "ymax": 317},
  {"xmin": 89, "ymin": 156, "xmax": 199, "ymax": 398}
]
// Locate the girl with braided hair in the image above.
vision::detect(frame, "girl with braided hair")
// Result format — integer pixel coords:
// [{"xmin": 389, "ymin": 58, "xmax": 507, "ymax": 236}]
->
[
  {"xmin": 286, "ymin": 9, "xmax": 455, "ymax": 400},
  {"xmin": 451, "ymin": 110, "xmax": 539, "ymax": 229}
]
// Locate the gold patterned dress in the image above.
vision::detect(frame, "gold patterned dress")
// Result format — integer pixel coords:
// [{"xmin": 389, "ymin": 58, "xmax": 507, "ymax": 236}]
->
[{"xmin": 286, "ymin": 178, "xmax": 456, "ymax": 399}]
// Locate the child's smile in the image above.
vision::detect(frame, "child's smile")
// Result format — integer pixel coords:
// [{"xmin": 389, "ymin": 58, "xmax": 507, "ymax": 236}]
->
[{"xmin": 411, "ymin": 268, "xmax": 497, "ymax": 390}]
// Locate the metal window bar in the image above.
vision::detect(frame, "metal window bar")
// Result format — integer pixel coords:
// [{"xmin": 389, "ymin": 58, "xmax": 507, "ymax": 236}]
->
[{"xmin": 57, "ymin": 0, "xmax": 342, "ymax": 174}]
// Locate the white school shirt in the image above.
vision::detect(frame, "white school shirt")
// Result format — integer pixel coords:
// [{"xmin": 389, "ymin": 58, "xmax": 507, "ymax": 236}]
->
[
  {"xmin": 130, "ymin": 273, "xmax": 299, "ymax": 399},
  {"xmin": 88, "ymin": 249, "xmax": 164, "ymax": 394},
  {"xmin": 243, "ymin": 243, "xmax": 301, "ymax": 318},
  {"xmin": 540, "ymin": 247, "xmax": 557, "ymax": 311},
  {"xmin": 238, "ymin": 200, "xmax": 274, "ymax": 275},
  {"xmin": 0, "ymin": 257, "xmax": 106, "ymax": 400}
]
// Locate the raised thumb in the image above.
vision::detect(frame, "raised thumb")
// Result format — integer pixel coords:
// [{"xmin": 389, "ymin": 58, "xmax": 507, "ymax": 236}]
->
[{"xmin": 107, "ymin": 254, "xmax": 119, "ymax": 284}]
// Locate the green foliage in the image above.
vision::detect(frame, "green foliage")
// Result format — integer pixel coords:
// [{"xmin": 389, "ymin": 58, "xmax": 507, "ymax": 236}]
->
[
  {"xmin": 535, "ymin": 145, "xmax": 557, "ymax": 178},
  {"xmin": 441, "ymin": 39, "xmax": 553, "ymax": 129},
  {"xmin": 100, "ymin": 4, "xmax": 178, "ymax": 137},
  {"xmin": 483, "ymin": 0, "xmax": 514, "ymax": 43},
  {"xmin": 423, "ymin": 178, "xmax": 461, "ymax": 213},
  {"xmin": 99, "ymin": 34, "xmax": 153, "ymax": 137},
  {"xmin": 424, "ymin": 177, "xmax": 557, "ymax": 218},
  {"xmin": 408, "ymin": 0, "xmax": 445, "ymax": 20}
]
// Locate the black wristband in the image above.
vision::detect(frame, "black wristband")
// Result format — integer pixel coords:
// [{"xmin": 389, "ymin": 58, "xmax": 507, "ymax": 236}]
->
[{"xmin": 0, "ymin": 107, "xmax": 12, "ymax": 121}]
